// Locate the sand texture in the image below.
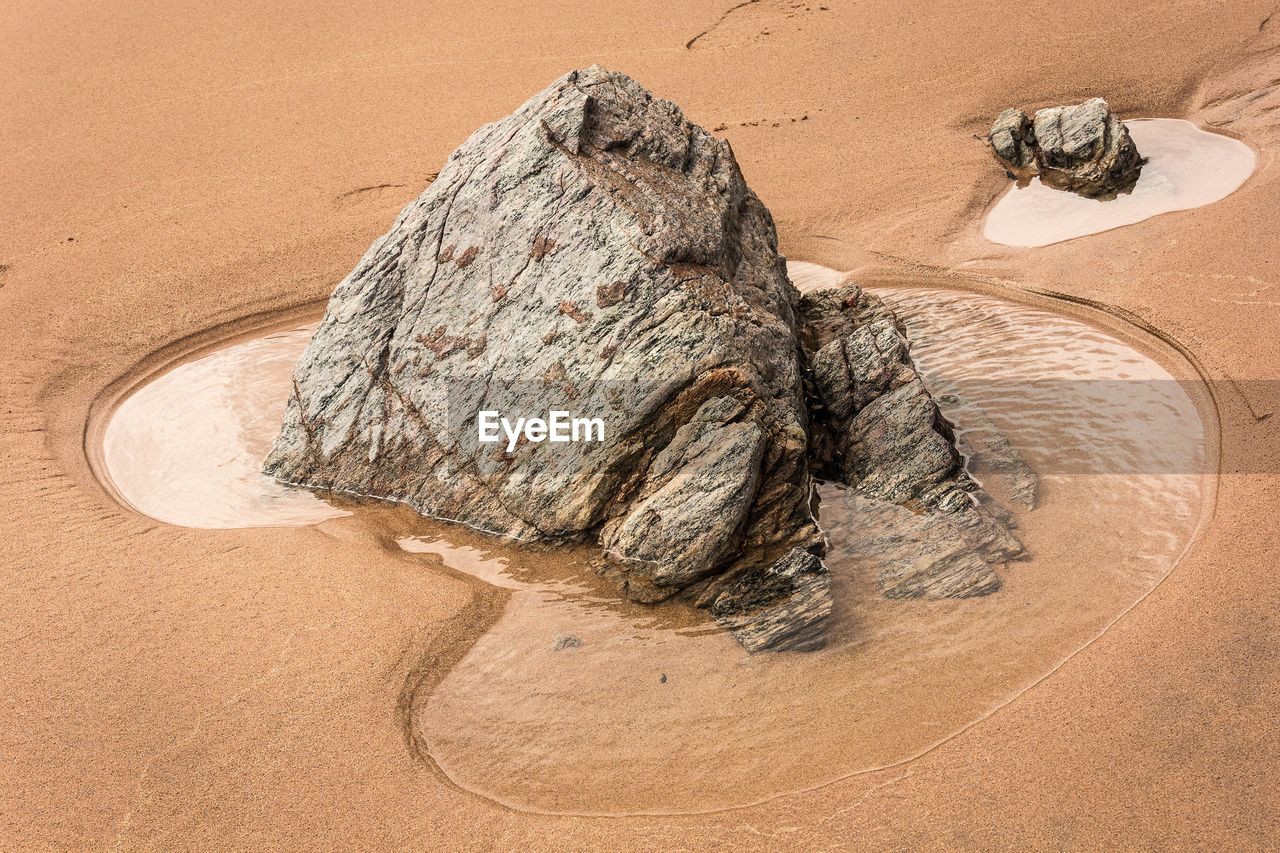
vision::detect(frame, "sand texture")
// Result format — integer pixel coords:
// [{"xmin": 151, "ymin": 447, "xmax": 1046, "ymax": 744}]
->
[{"xmin": 2, "ymin": 0, "xmax": 1278, "ymax": 849}]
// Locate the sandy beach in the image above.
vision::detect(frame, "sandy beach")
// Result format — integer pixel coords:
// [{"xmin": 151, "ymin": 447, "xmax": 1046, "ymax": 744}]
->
[{"xmin": 3, "ymin": 0, "xmax": 1278, "ymax": 848}]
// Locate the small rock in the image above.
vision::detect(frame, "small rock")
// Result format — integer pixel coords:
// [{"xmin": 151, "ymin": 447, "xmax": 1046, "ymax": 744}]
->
[
  {"xmin": 551, "ymin": 634, "xmax": 582, "ymax": 651},
  {"xmin": 989, "ymin": 107, "xmax": 1036, "ymax": 169},
  {"xmin": 989, "ymin": 97, "xmax": 1145, "ymax": 198}
]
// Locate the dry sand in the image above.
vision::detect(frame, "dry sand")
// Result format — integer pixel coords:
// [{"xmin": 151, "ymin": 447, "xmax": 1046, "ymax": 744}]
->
[{"xmin": 2, "ymin": 0, "xmax": 1278, "ymax": 848}]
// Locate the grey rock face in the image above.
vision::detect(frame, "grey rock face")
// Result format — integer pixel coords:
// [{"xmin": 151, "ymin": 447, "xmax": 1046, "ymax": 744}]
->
[
  {"xmin": 799, "ymin": 287, "xmax": 960, "ymax": 504},
  {"xmin": 798, "ymin": 285, "xmax": 1024, "ymax": 598},
  {"xmin": 989, "ymin": 98, "xmax": 1145, "ymax": 197},
  {"xmin": 989, "ymin": 107, "xmax": 1036, "ymax": 170},
  {"xmin": 268, "ymin": 66, "xmax": 1023, "ymax": 650}
]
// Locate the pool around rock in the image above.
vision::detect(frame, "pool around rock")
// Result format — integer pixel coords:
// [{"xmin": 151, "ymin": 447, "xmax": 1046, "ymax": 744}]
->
[
  {"xmin": 983, "ymin": 118, "xmax": 1255, "ymax": 248},
  {"xmin": 94, "ymin": 262, "xmax": 1212, "ymax": 814}
]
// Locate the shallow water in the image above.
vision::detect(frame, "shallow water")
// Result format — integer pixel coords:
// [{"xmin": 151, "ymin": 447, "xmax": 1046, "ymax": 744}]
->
[
  {"xmin": 402, "ymin": 274, "xmax": 1206, "ymax": 814},
  {"xmin": 102, "ymin": 325, "xmax": 345, "ymax": 528},
  {"xmin": 983, "ymin": 118, "xmax": 1255, "ymax": 248},
  {"xmin": 99, "ymin": 264, "xmax": 1208, "ymax": 814}
]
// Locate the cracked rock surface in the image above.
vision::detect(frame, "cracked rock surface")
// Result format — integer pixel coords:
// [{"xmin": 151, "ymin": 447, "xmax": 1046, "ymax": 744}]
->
[
  {"xmin": 267, "ymin": 66, "xmax": 1024, "ymax": 650},
  {"xmin": 989, "ymin": 97, "xmax": 1145, "ymax": 198}
]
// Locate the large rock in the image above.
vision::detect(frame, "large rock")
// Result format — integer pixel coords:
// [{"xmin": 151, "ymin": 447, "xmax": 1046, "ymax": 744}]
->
[
  {"xmin": 267, "ymin": 66, "xmax": 818, "ymax": 603},
  {"xmin": 989, "ymin": 98, "xmax": 1145, "ymax": 198},
  {"xmin": 267, "ymin": 66, "xmax": 1023, "ymax": 649}
]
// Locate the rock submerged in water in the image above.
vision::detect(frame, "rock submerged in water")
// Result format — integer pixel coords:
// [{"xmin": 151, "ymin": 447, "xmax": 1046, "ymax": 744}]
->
[
  {"xmin": 709, "ymin": 548, "xmax": 830, "ymax": 653},
  {"xmin": 989, "ymin": 98, "xmax": 1145, "ymax": 198},
  {"xmin": 267, "ymin": 65, "xmax": 1024, "ymax": 651}
]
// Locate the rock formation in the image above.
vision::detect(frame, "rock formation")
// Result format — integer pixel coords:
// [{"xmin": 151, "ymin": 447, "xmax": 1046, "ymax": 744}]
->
[
  {"xmin": 797, "ymin": 285, "xmax": 1025, "ymax": 599},
  {"xmin": 990, "ymin": 108, "xmax": 1036, "ymax": 170},
  {"xmin": 267, "ymin": 66, "xmax": 1023, "ymax": 651},
  {"xmin": 989, "ymin": 98, "xmax": 1145, "ymax": 197}
]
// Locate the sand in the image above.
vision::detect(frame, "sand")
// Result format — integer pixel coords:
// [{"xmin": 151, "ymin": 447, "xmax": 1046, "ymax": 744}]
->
[{"xmin": 3, "ymin": 0, "xmax": 1278, "ymax": 849}]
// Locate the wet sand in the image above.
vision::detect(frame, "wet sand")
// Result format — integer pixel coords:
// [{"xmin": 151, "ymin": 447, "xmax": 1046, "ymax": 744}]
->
[{"xmin": 3, "ymin": 0, "xmax": 1279, "ymax": 849}]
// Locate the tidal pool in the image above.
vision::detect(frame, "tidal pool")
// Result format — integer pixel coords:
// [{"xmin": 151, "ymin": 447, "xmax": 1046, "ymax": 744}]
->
[
  {"xmin": 400, "ymin": 270, "xmax": 1208, "ymax": 814},
  {"xmin": 983, "ymin": 118, "xmax": 1255, "ymax": 248},
  {"xmin": 98, "ymin": 263, "xmax": 1209, "ymax": 814},
  {"xmin": 101, "ymin": 324, "xmax": 344, "ymax": 528}
]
